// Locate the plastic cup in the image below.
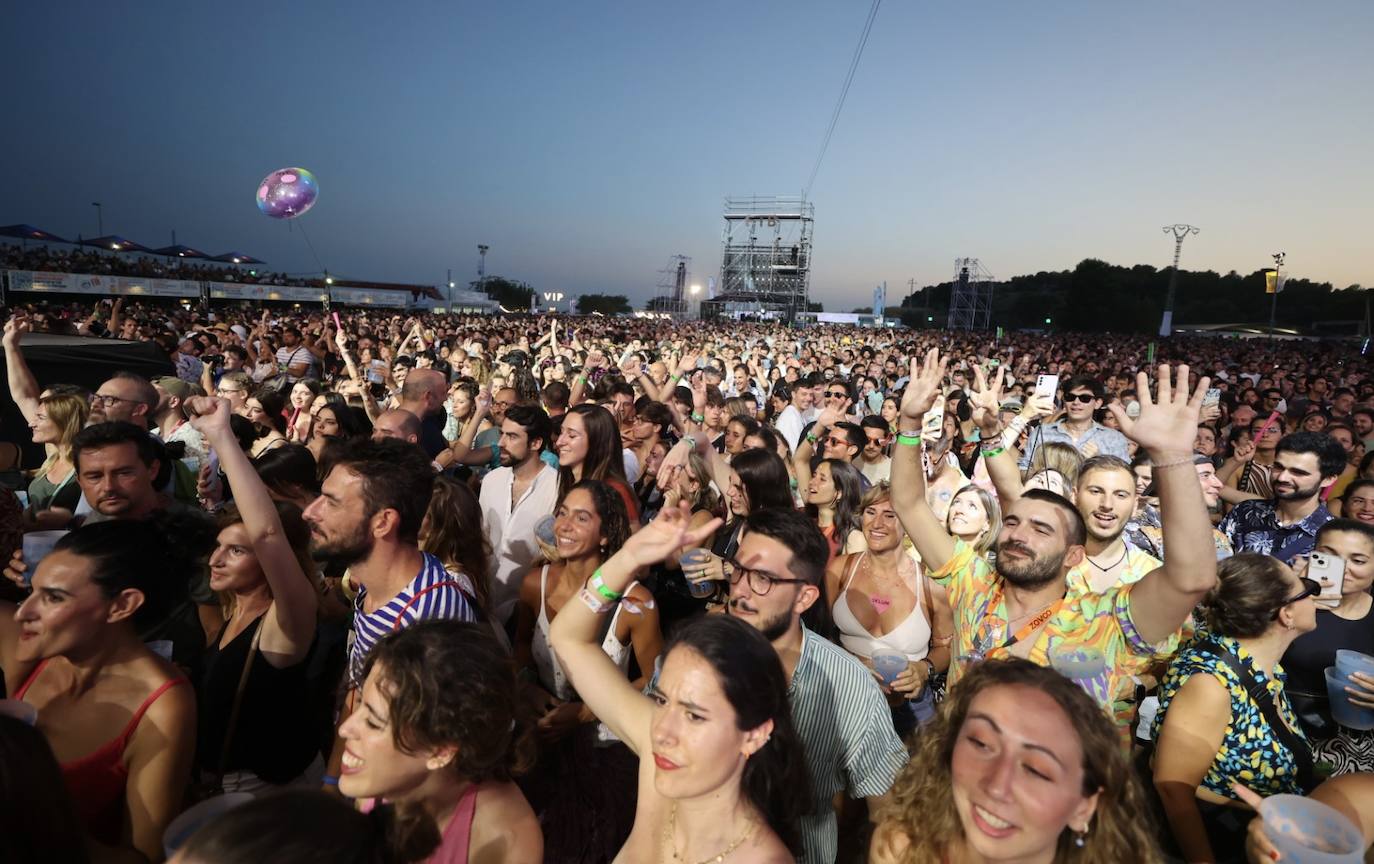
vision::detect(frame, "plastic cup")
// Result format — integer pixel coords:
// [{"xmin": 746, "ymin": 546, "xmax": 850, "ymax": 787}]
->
[
  {"xmin": 1335, "ymin": 650, "xmax": 1374, "ymax": 682},
  {"xmin": 872, "ymin": 652, "xmax": 908, "ymax": 686},
  {"xmin": 678, "ymin": 548, "xmax": 717, "ymax": 599},
  {"xmin": 1326, "ymin": 667, "xmax": 1374, "ymax": 731},
  {"xmin": 534, "ymin": 515, "xmax": 559, "ymax": 562},
  {"xmin": 0, "ymin": 699, "xmax": 38, "ymax": 726},
  {"xmin": 21, "ymin": 531, "xmax": 68, "ymax": 584},
  {"xmin": 1260, "ymin": 794, "xmax": 1364, "ymax": 862},
  {"xmin": 163, "ymin": 792, "xmax": 255, "ymax": 858}
]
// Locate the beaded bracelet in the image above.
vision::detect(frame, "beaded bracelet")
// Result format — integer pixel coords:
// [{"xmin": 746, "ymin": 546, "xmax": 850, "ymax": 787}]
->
[{"xmin": 1152, "ymin": 455, "xmax": 1197, "ymax": 470}]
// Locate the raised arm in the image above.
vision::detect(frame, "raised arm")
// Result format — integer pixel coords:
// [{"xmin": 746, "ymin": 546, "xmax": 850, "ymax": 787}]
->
[
  {"xmin": 549, "ymin": 502, "xmax": 720, "ymax": 756},
  {"xmin": 1114, "ymin": 365, "xmax": 1217, "ymax": 645},
  {"xmin": 794, "ymin": 405, "xmax": 844, "ymax": 497},
  {"xmin": 2, "ymin": 316, "xmax": 42, "ymax": 423},
  {"xmin": 335, "ymin": 329, "xmax": 380, "ymax": 422},
  {"xmin": 967, "ymin": 366, "xmax": 1024, "ymax": 504},
  {"xmin": 890, "ymin": 348, "xmax": 959, "ymax": 571},
  {"xmin": 436, "ymin": 389, "xmax": 497, "ymax": 468},
  {"xmin": 189, "ymin": 397, "xmax": 317, "ymax": 667}
]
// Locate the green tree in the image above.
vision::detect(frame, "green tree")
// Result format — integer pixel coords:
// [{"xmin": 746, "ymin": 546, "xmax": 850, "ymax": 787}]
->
[
  {"xmin": 472, "ymin": 277, "xmax": 534, "ymax": 310},
  {"xmin": 576, "ymin": 294, "xmax": 632, "ymax": 315}
]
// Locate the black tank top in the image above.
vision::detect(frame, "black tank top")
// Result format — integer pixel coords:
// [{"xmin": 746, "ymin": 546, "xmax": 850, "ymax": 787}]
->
[
  {"xmin": 197, "ymin": 614, "xmax": 316, "ymax": 783},
  {"xmin": 1282, "ymin": 600, "xmax": 1374, "ymax": 698}
]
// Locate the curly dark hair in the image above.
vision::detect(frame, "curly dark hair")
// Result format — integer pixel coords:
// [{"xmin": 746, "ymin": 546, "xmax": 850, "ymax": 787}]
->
[{"xmin": 562, "ymin": 478, "xmax": 631, "ymax": 560}]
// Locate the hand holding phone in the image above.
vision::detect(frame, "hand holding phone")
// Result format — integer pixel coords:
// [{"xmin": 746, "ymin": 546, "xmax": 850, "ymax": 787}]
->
[
  {"xmin": 1034, "ymin": 374, "xmax": 1059, "ymax": 401},
  {"xmin": 1308, "ymin": 552, "xmax": 1345, "ymax": 609}
]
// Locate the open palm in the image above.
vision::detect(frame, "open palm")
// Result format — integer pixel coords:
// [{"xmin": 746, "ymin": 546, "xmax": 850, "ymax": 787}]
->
[
  {"xmin": 900, "ymin": 347, "xmax": 948, "ymax": 423},
  {"xmin": 969, "ymin": 365, "xmax": 1005, "ymax": 434},
  {"xmin": 1108, "ymin": 365, "xmax": 1207, "ymax": 456}
]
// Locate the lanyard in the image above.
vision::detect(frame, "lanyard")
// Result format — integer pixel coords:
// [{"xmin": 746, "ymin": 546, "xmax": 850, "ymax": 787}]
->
[{"xmin": 1000, "ymin": 595, "xmax": 1066, "ymax": 649}]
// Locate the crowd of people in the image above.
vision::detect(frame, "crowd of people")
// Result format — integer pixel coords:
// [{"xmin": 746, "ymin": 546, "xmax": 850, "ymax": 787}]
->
[
  {"xmin": 1, "ymin": 295, "xmax": 1373, "ymax": 864},
  {"xmin": 2, "ymin": 242, "xmax": 312, "ymax": 286}
]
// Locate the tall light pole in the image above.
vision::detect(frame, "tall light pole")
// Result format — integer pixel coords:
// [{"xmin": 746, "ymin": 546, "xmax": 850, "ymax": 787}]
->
[
  {"xmin": 477, "ymin": 244, "xmax": 489, "ymax": 284},
  {"xmin": 1269, "ymin": 252, "xmax": 1285, "ymax": 339},
  {"xmin": 1158, "ymin": 224, "xmax": 1199, "ymax": 337},
  {"xmin": 91, "ymin": 202, "xmax": 103, "ymax": 236}
]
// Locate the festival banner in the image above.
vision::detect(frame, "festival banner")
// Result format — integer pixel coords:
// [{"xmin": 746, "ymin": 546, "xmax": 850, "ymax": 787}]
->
[
  {"xmin": 7, "ymin": 270, "xmax": 77, "ymax": 293},
  {"xmin": 329, "ymin": 286, "xmax": 409, "ymax": 308}
]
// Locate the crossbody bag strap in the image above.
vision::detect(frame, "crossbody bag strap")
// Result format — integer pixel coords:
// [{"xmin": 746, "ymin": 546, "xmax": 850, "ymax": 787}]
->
[
  {"xmin": 1205, "ymin": 641, "xmax": 1315, "ymax": 792},
  {"xmin": 217, "ymin": 618, "xmax": 264, "ymax": 778}
]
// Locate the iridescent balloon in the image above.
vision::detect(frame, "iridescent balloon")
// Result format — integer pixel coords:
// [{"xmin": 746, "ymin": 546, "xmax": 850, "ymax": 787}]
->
[{"xmin": 256, "ymin": 167, "xmax": 319, "ymax": 219}]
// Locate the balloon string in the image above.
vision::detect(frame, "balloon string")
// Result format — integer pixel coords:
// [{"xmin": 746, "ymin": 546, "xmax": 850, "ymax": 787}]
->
[{"xmin": 294, "ymin": 218, "xmax": 327, "ymax": 275}]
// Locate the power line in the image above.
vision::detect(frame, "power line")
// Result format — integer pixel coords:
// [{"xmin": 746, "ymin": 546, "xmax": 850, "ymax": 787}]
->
[{"xmin": 804, "ymin": 0, "xmax": 882, "ymax": 199}]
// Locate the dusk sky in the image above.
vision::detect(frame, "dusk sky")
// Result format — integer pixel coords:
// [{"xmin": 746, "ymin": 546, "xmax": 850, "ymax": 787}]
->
[{"xmin": 6, "ymin": 1, "xmax": 1373, "ymax": 308}]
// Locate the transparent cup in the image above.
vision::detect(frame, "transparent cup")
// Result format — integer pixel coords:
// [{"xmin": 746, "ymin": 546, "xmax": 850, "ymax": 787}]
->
[
  {"xmin": 1334, "ymin": 650, "xmax": 1374, "ymax": 681},
  {"xmin": 872, "ymin": 652, "xmax": 908, "ymax": 687},
  {"xmin": 534, "ymin": 515, "xmax": 559, "ymax": 562},
  {"xmin": 1325, "ymin": 667, "xmax": 1374, "ymax": 731},
  {"xmin": 1260, "ymin": 794, "xmax": 1364, "ymax": 863},
  {"xmin": 678, "ymin": 547, "xmax": 717, "ymax": 599}
]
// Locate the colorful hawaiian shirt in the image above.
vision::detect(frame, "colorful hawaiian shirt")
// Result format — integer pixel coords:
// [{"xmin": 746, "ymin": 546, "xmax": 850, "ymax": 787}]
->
[
  {"xmin": 1218, "ymin": 500, "xmax": 1331, "ymax": 565},
  {"xmin": 930, "ymin": 539, "xmax": 1180, "ymax": 735}
]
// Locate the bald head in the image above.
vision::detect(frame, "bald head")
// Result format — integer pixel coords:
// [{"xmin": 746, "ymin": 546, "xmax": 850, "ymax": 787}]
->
[
  {"xmin": 399, "ymin": 368, "xmax": 446, "ymax": 418},
  {"xmin": 372, "ymin": 409, "xmax": 422, "ymax": 445}
]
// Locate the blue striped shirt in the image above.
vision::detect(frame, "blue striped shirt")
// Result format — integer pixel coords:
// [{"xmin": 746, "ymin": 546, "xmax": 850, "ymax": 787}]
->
[
  {"xmin": 348, "ymin": 552, "xmax": 476, "ymax": 686},
  {"xmin": 790, "ymin": 625, "xmax": 909, "ymax": 864}
]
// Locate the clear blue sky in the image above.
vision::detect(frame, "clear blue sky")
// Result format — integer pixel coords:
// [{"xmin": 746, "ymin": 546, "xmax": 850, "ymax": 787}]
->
[{"xmin": 6, "ymin": 1, "xmax": 1372, "ymax": 307}]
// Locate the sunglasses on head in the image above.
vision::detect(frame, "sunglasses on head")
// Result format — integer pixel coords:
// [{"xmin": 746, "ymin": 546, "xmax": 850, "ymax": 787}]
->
[
  {"xmin": 1065, "ymin": 392, "xmax": 1097, "ymax": 404},
  {"xmin": 1272, "ymin": 577, "xmax": 1321, "ymax": 619}
]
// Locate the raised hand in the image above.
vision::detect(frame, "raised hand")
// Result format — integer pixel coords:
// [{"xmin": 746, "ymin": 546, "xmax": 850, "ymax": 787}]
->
[
  {"xmin": 619, "ymin": 501, "xmax": 722, "ymax": 570},
  {"xmin": 3, "ymin": 314, "xmax": 30, "ymax": 349},
  {"xmin": 187, "ymin": 396, "xmax": 233, "ymax": 437},
  {"xmin": 334, "ymin": 328, "xmax": 349, "ymax": 352},
  {"xmin": 968, "ymin": 364, "xmax": 1006, "ymax": 435},
  {"xmin": 899, "ymin": 347, "xmax": 949, "ymax": 425},
  {"xmin": 1231, "ymin": 438, "xmax": 1256, "ymax": 464},
  {"xmin": 1108, "ymin": 365, "xmax": 1208, "ymax": 458},
  {"xmin": 815, "ymin": 405, "xmax": 844, "ymax": 431}
]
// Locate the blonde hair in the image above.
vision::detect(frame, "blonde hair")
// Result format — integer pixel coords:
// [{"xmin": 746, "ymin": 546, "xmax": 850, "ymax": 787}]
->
[
  {"xmin": 38, "ymin": 392, "xmax": 89, "ymax": 471},
  {"xmin": 946, "ymin": 484, "xmax": 1002, "ymax": 556},
  {"xmin": 1025, "ymin": 441, "xmax": 1085, "ymax": 486},
  {"xmin": 874, "ymin": 658, "xmax": 1162, "ymax": 864}
]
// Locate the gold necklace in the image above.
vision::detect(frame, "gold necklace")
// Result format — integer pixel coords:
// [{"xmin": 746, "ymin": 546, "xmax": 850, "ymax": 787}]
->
[{"xmin": 662, "ymin": 803, "xmax": 755, "ymax": 864}]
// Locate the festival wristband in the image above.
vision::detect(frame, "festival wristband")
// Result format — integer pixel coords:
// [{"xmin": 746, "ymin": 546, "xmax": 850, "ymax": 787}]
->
[
  {"xmin": 578, "ymin": 587, "xmax": 613, "ymax": 614},
  {"xmin": 690, "ymin": 412, "xmax": 704, "ymax": 423},
  {"xmin": 590, "ymin": 569, "xmax": 623, "ymax": 601},
  {"xmin": 806, "ymin": 431, "xmax": 818, "ymax": 443},
  {"xmin": 980, "ymin": 446, "xmax": 1006, "ymax": 459},
  {"xmin": 895, "ymin": 431, "xmax": 922, "ymax": 447}
]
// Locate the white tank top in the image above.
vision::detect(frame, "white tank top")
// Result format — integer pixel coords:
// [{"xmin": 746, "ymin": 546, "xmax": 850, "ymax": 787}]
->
[
  {"xmin": 831, "ymin": 552, "xmax": 931, "ymax": 661},
  {"xmin": 531, "ymin": 564, "xmax": 635, "ymax": 700}
]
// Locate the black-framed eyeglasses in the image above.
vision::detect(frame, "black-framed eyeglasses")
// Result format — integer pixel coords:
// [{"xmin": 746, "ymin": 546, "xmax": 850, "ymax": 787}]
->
[
  {"xmin": 1065, "ymin": 392, "xmax": 1096, "ymax": 404},
  {"xmin": 723, "ymin": 557, "xmax": 809, "ymax": 596},
  {"xmin": 91, "ymin": 393, "xmax": 139, "ymax": 406},
  {"xmin": 1273, "ymin": 577, "xmax": 1321, "ymax": 619}
]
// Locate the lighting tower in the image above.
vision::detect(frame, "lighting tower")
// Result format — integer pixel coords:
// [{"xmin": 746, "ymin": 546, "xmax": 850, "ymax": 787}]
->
[
  {"xmin": 1157, "ymin": 224, "xmax": 1200, "ymax": 337},
  {"xmin": 477, "ymin": 245, "xmax": 489, "ymax": 283}
]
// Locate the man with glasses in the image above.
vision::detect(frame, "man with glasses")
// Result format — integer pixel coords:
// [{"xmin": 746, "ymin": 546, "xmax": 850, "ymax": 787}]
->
[
  {"xmin": 90, "ymin": 371, "xmax": 159, "ymax": 430},
  {"xmin": 1018, "ymin": 376, "xmax": 1130, "ymax": 469},
  {"xmin": 858, "ymin": 415, "xmax": 892, "ymax": 485},
  {"xmin": 724, "ymin": 507, "xmax": 906, "ymax": 864}
]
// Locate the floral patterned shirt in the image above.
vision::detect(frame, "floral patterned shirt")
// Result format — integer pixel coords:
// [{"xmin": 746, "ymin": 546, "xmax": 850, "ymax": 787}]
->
[{"xmin": 930, "ymin": 539, "xmax": 1180, "ymax": 735}]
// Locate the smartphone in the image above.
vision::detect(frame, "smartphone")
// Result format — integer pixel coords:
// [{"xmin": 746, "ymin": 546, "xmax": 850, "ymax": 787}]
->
[
  {"xmin": 1308, "ymin": 552, "xmax": 1345, "ymax": 609},
  {"xmin": 1203, "ymin": 388, "xmax": 1221, "ymax": 408},
  {"xmin": 922, "ymin": 394, "xmax": 946, "ymax": 440},
  {"xmin": 1034, "ymin": 374, "xmax": 1059, "ymax": 401}
]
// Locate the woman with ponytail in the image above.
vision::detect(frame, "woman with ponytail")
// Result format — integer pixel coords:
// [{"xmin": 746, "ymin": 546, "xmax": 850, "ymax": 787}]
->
[{"xmin": 338, "ymin": 620, "xmax": 541, "ymax": 864}]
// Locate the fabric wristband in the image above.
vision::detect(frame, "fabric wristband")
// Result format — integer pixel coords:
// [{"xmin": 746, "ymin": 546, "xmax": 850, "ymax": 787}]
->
[
  {"xmin": 980, "ymin": 446, "xmax": 1006, "ymax": 459},
  {"xmin": 895, "ymin": 431, "xmax": 922, "ymax": 447}
]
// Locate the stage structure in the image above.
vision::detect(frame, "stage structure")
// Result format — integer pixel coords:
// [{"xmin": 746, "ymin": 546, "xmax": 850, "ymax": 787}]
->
[
  {"xmin": 645, "ymin": 255, "xmax": 690, "ymax": 317},
  {"xmin": 703, "ymin": 196, "xmax": 813, "ymax": 322},
  {"xmin": 946, "ymin": 258, "xmax": 994, "ymax": 331}
]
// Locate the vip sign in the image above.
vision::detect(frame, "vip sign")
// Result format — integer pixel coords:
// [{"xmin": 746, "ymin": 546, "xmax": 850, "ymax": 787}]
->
[{"xmin": 543, "ymin": 292, "xmax": 565, "ymax": 303}]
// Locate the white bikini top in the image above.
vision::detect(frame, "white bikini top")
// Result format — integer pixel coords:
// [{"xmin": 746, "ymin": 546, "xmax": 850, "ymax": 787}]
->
[{"xmin": 831, "ymin": 552, "xmax": 931, "ymax": 661}]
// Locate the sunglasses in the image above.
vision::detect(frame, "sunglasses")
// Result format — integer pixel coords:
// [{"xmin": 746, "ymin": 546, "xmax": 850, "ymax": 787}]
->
[
  {"xmin": 1065, "ymin": 392, "xmax": 1097, "ymax": 404},
  {"xmin": 825, "ymin": 391, "xmax": 848, "ymax": 399},
  {"xmin": 1272, "ymin": 577, "xmax": 1321, "ymax": 619}
]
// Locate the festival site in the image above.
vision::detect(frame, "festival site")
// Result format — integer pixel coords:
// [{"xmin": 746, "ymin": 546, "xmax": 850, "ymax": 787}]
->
[{"xmin": 2, "ymin": 3, "xmax": 1372, "ymax": 864}]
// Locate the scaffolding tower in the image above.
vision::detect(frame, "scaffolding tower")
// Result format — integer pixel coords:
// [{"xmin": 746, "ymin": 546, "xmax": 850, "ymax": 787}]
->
[
  {"xmin": 946, "ymin": 258, "xmax": 994, "ymax": 330},
  {"xmin": 645, "ymin": 255, "xmax": 690, "ymax": 317},
  {"xmin": 704, "ymin": 196, "xmax": 814, "ymax": 322}
]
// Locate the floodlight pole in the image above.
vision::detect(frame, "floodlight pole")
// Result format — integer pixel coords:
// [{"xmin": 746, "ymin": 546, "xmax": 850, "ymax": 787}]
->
[
  {"xmin": 1158, "ymin": 224, "xmax": 1199, "ymax": 337},
  {"xmin": 92, "ymin": 202, "xmax": 103, "ymax": 237},
  {"xmin": 1269, "ymin": 252, "xmax": 1285, "ymax": 339}
]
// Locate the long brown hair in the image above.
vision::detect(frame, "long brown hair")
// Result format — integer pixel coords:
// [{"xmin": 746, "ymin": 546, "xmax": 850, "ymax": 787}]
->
[
  {"xmin": 556, "ymin": 403, "xmax": 627, "ymax": 502},
  {"xmin": 419, "ymin": 476, "xmax": 493, "ymax": 614},
  {"xmin": 38, "ymin": 392, "xmax": 88, "ymax": 470},
  {"xmin": 875, "ymin": 658, "xmax": 1162, "ymax": 863}
]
